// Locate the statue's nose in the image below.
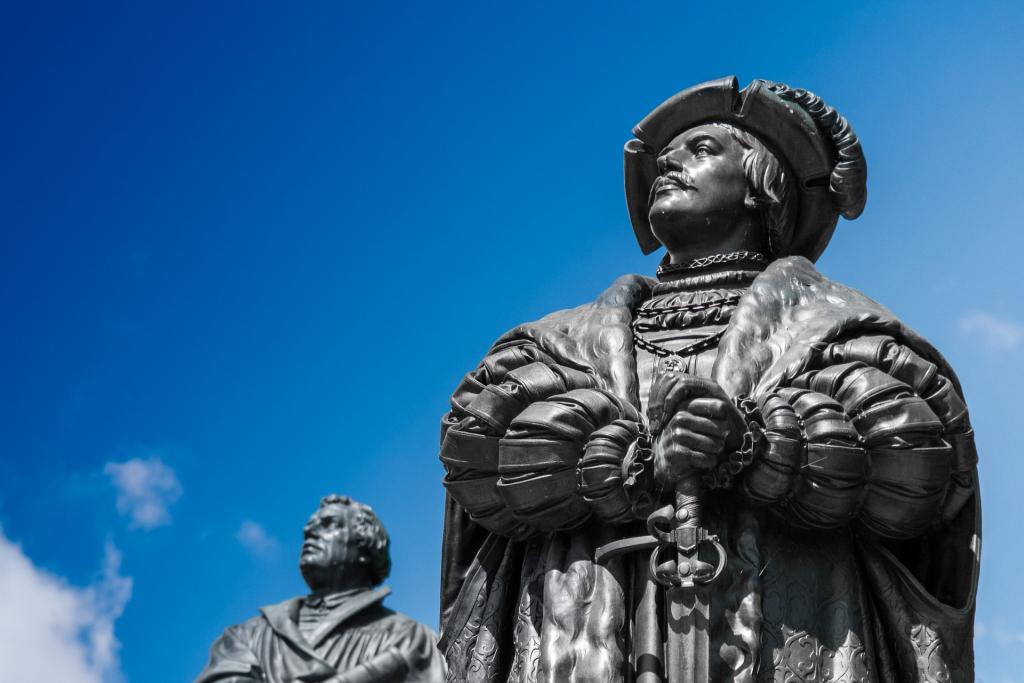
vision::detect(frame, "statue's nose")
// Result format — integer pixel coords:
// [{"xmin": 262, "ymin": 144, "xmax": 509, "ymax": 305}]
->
[
  {"xmin": 662, "ymin": 150, "xmax": 685, "ymax": 171},
  {"xmin": 657, "ymin": 153, "xmax": 679, "ymax": 174}
]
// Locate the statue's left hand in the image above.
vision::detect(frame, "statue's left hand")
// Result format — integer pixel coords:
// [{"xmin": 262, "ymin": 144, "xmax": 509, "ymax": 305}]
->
[{"xmin": 648, "ymin": 373, "xmax": 745, "ymax": 486}]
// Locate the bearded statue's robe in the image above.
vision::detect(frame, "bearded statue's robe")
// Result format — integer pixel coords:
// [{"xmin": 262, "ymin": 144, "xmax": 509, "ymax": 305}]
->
[
  {"xmin": 196, "ymin": 586, "xmax": 446, "ymax": 683},
  {"xmin": 438, "ymin": 257, "xmax": 979, "ymax": 682}
]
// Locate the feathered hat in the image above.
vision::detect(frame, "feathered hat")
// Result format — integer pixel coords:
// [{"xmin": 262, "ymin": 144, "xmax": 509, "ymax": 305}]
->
[{"xmin": 624, "ymin": 76, "xmax": 867, "ymax": 262}]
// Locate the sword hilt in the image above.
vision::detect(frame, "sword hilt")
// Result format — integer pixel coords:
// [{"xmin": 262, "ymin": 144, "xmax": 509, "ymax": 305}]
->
[
  {"xmin": 674, "ymin": 475, "xmax": 702, "ymax": 527},
  {"xmin": 646, "ymin": 475, "xmax": 726, "ymax": 589}
]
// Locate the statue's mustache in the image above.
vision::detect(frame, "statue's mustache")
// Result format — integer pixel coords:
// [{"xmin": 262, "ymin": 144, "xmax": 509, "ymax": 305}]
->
[{"xmin": 651, "ymin": 171, "xmax": 695, "ymax": 203}]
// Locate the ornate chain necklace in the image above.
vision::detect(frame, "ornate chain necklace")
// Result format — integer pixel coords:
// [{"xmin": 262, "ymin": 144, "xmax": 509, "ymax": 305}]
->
[
  {"xmin": 634, "ymin": 295, "xmax": 741, "ymax": 320},
  {"xmin": 656, "ymin": 250, "xmax": 768, "ymax": 280},
  {"xmin": 634, "ymin": 253, "xmax": 757, "ymax": 359},
  {"xmin": 631, "ymin": 294, "xmax": 739, "ymax": 359},
  {"xmin": 632, "ymin": 327, "xmax": 726, "ymax": 360}
]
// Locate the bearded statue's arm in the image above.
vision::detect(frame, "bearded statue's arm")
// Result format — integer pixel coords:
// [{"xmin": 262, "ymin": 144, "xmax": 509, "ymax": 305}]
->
[
  {"xmin": 324, "ymin": 622, "xmax": 445, "ymax": 683},
  {"xmin": 739, "ymin": 335, "xmax": 976, "ymax": 539},
  {"xmin": 440, "ymin": 339, "xmax": 647, "ymax": 538}
]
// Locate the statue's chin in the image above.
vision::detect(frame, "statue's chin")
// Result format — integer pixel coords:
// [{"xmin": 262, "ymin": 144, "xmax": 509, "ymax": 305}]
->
[
  {"xmin": 300, "ymin": 563, "xmax": 330, "ymax": 590},
  {"xmin": 649, "ymin": 196, "xmax": 687, "ymax": 223},
  {"xmin": 649, "ymin": 202, "xmax": 705, "ymax": 242},
  {"xmin": 649, "ymin": 218, "xmax": 701, "ymax": 254},
  {"xmin": 650, "ymin": 206, "xmax": 758, "ymax": 257}
]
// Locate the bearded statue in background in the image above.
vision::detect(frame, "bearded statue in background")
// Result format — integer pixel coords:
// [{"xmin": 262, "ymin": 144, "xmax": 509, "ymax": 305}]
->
[
  {"xmin": 438, "ymin": 77, "xmax": 979, "ymax": 682},
  {"xmin": 196, "ymin": 495, "xmax": 445, "ymax": 683}
]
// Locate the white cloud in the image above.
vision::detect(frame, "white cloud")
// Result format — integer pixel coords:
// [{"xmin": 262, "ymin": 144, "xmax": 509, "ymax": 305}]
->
[
  {"xmin": 958, "ymin": 311, "xmax": 1024, "ymax": 350},
  {"xmin": 993, "ymin": 627, "xmax": 1024, "ymax": 647},
  {"xmin": 104, "ymin": 457, "xmax": 182, "ymax": 529},
  {"xmin": 976, "ymin": 620, "xmax": 1024, "ymax": 647},
  {"xmin": 0, "ymin": 530, "xmax": 131, "ymax": 683},
  {"xmin": 236, "ymin": 520, "xmax": 278, "ymax": 556}
]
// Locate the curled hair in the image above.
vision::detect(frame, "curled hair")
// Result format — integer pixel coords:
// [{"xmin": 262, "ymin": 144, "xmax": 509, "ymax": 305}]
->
[
  {"xmin": 711, "ymin": 122, "xmax": 797, "ymax": 256},
  {"xmin": 319, "ymin": 494, "xmax": 391, "ymax": 586}
]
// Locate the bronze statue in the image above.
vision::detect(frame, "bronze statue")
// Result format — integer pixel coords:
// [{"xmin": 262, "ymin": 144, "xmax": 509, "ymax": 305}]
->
[
  {"xmin": 196, "ymin": 495, "xmax": 445, "ymax": 683},
  {"xmin": 438, "ymin": 77, "xmax": 979, "ymax": 682}
]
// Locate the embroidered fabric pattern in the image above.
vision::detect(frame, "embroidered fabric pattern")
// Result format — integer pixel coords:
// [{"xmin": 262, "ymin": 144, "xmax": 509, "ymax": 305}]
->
[{"xmin": 656, "ymin": 251, "xmax": 768, "ymax": 280}]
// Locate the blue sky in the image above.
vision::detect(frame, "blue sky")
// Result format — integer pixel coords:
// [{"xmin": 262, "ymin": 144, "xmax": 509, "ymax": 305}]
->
[{"xmin": 2, "ymin": 2, "xmax": 1023, "ymax": 681}]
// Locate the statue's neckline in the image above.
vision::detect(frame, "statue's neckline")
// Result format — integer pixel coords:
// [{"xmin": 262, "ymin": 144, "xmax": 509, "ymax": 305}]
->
[
  {"xmin": 656, "ymin": 251, "xmax": 768, "ymax": 280},
  {"xmin": 304, "ymin": 587, "xmax": 367, "ymax": 611},
  {"xmin": 651, "ymin": 268, "xmax": 762, "ymax": 293}
]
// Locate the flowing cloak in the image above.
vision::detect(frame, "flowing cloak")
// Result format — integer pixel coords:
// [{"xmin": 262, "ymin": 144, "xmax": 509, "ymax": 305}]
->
[
  {"xmin": 196, "ymin": 586, "xmax": 446, "ymax": 683},
  {"xmin": 438, "ymin": 257, "xmax": 980, "ymax": 682}
]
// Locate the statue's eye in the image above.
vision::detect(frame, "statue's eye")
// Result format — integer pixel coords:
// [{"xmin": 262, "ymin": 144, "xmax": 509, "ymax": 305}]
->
[{"xmin": 694, "ymin": 144, "xmax": 713, "ymax": 157}]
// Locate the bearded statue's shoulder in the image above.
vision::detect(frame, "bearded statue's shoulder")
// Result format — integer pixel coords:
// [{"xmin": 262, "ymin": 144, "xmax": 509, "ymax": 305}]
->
[
  {"xmin": 346, "ymin": 602, "xmax": 423, "ymax": 633},
  {"xmin": 193, "ymin": 609, "xmax": 275, "ymax": 683}
]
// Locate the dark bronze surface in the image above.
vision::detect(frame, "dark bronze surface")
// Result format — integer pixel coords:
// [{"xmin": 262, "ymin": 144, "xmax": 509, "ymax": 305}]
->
[
  {"xmin": 438, "ymin": 77, "xmax": 979, "ymax": 682},
  {"xmin": 196, "ymin": 495, "xmax": 445, "ymax": 682}
]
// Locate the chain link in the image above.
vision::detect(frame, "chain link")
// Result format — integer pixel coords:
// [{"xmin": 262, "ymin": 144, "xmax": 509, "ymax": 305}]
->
[
  {"xmin": 631, "ymin": 328, "xmax": 726, "ymax": 359},
  {"xmin": 656, "ymin": 251, "xmax": 768, "ymax": 279},
  {"xmin": 631, "ymin": 292, "xmax": 739, "ymax": 359},
  {"xmin": 634, "ymin": 294, "xmax": 741, "ymax": 318}
]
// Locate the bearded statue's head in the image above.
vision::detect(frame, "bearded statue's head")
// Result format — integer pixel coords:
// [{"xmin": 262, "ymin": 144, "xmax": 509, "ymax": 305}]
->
[{"xmin": 300, "ymin": 494, "xmax": 391, "ymax": 594}]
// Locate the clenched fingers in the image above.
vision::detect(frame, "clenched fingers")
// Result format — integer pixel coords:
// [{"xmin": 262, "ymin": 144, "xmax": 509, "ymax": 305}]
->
[
  {"xmin": 665, "ymin": 411, "xmax": 727, "ymax": 438},
  {"xmin": 649, "ymin": 374, "xmax": 722, "ymax": 427},
  {"xmin": 680, "ymin": 397, "xmax": 731, "ymax": 420},
  {"xmin": 655, "ymin": 441, "xmax": 719, "ymax": 477},
  {"xmin": 659, "ymin": 428, "xmax": 724, "ymax": 460}
]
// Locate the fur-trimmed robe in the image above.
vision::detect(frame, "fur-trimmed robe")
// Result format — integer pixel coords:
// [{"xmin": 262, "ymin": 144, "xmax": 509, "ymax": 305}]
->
[{"xmin": 439, "ymin": 257, "xmax": 979, "ymax": 682}]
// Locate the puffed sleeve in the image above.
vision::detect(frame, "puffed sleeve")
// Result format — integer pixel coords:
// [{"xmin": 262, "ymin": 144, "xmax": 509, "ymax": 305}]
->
[
  {"xmin": 740, "ymin": 335, "xmax": 974, "ymax": 540},
  {"xmin": 440, "ymin": 341, "xmax": 641, "ymax": 537},
  {"xmin": 578, "ymin": 419, "xmax": 656, "ymax": 523},
  {"xmin": 822, "ymin": 335, "xmax": 977, "ymax": 526},
  {"xmin": 497, "ymin": 388, "xmax": 640, "ymax": 531}
]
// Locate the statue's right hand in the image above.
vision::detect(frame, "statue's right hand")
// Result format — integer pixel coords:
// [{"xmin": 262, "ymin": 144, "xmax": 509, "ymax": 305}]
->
[
  {"xmin": 648, "ymin": 373, "xmax": 744, "ymax": 486},
  {"xmin": 653, "ymin": 405, "xmax": 730, "ymax": 484}
]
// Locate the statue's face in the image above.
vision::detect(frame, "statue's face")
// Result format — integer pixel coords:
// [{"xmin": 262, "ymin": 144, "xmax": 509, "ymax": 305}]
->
[
  {"xmin": 300, "ymin": 503, "xmax": 357, "ymax": 588},
  {"xmin": 648, "ymin": 124, "xmax": 750, "ymax": 252}
]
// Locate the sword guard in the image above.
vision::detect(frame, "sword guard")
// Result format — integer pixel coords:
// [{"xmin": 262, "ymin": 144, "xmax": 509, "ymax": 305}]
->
[
  {"xmin": 594, "ymin": 534, "xmax": 658, "ymax": 564},
  {"xmin": 645, "ymin": 503, "xmax": 727, "ymax": 588},
  {"xmin": 648, "ymin": 532, "xmax": 727, "ymax": 589}
]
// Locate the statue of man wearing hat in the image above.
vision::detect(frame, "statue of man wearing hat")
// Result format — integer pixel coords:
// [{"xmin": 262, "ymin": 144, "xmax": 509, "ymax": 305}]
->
[
  {"xmin": 196, "ymin": 495, "xmax": 445, "ymax": 683},
  {"xmin": 438, "ymin": 78, "xmax": 979, "ymax": 681}
]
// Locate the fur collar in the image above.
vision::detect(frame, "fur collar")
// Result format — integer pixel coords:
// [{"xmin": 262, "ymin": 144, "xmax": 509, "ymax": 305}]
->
[{"xmin": 493, "ymin": 256, "xmax": 954, "ymax": 406}]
